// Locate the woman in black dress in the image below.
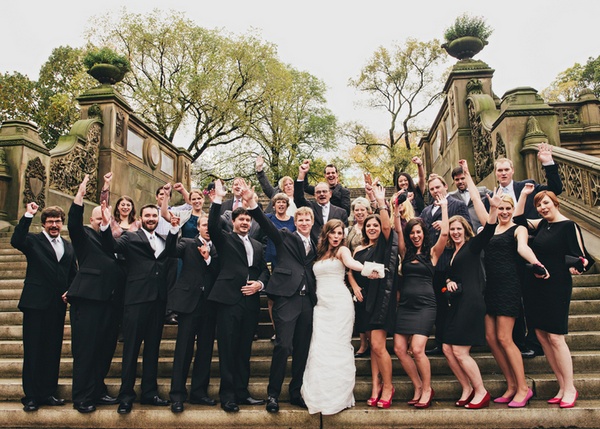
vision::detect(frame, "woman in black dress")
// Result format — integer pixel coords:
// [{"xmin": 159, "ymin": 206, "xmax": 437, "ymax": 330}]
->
[
  {"xmin": 347, "ymin": 184, "xmax": 396, "ymax": 408},
  {"xmin": 396, "ymin": 156, "xmax": 426, "ymax": 216},
  {"xmin": 393, "ymin": 194, "xmax": 448, "ymax": 409},
  {"xmin": 459, "ymin": 159, "xmax": 543, "ymax": 408},
  {"xmin": 515, "ymin": 187, "xmax": 593, "ymax": 408}
]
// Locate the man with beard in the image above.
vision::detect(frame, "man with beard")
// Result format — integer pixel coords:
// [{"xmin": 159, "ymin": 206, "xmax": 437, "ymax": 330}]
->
[
  {"xmin": 11, "ymin": 202, "xmax": 77, "ymax": 412},
  {"xmin": 100, "ymin": 203, "xmax": 178, "ymax": 414},
  {"xmin": 294, "ymin": 160, "xmax": 348, "ymax": 244},
  {"xmin": 66, "ymin": 175, "xmax": 124, "ymax": 413},
  {"xmin": 208, "ymin": 179, "xmax": 270, "ymax": 413},
  {"xmin": 303, "ymin": 163, "xmax": 351, "ymax": 215}
]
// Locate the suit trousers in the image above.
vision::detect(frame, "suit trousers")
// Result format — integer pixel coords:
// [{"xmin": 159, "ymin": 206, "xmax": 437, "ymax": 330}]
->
[
  {"xmin": 21, "ymin": 298, "xmax": 66, "ymax": 402},
  {"xmin": 268, "ymin": 293, "xmax": 313, "ymax": 400},
  {"xmin": 169, "ymin": 293, "xmax": 217, "ymax": 402},
  {"xmin": 70, "ymin": 298, "xmax": 113, "ymax": 403},
  {"xmin": 118, "ymin": 299, "xmax": 166, "ymax": 403},
  {"xmin": 215, "ymin": 296, "xmax": 260, "ymax": 403}
]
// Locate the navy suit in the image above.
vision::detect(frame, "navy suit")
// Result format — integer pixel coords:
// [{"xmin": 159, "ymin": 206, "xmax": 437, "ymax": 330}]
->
[
  {"xmin": 11, "ymin": 214, "xmax": 76, "ymax": 404},
  {"xmin": 513, "ymin": 164, "xmax": 563, "ymax": 219}
]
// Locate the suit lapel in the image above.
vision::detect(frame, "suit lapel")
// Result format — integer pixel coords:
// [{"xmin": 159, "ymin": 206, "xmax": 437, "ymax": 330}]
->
[{"xmin": 137, "ymin": 229, "xmax": 156, "ymax": 257}]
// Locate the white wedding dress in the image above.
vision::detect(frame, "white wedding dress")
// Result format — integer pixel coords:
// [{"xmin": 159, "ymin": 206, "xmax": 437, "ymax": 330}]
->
[{"xmin": 301, "ymin": 258, "xmax": 356, "ymax": 415}]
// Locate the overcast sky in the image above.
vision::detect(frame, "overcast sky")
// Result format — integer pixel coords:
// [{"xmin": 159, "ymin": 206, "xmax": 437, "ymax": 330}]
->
[{"xmin": 3, "ymin": 0, "xmax": 598, "ymax": 146}]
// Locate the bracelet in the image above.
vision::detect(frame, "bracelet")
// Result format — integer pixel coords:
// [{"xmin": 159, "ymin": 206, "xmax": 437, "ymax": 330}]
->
[{"xmin": 378, "ymin": 206, "xmax": 388, "ymax": 210}]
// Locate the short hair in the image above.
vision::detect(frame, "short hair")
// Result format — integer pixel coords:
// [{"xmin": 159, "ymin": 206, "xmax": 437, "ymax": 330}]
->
[
  {"xmin": 451, "ymin": 166, "xmax": 464, "ymax": 179},
  {"xmin": 314, "ymin": 182, "xmax": 331, "ymax": 192},
  {"xmin": 447, "ymin": 215, "xmax": 474, "ymax": 249},
  {"xmin": 427, "ymin": 174, "xmax": 447, "ymax": 188},
  {"xmin": 324, "ymin": 164, "xmax": 338, "ymax": 173},
  {"xmin": 500, "ymin": 195, "xmax": 515, "ymax": 207},
  {"xmin": 41, "ymin": 206, "xmax": 65, "ymax": 224},
  {"xmin": 494, "ymin": 157, "xmax": 514, "ymax": 170},
  {"xmin": 231, "ymin": 207, "xmax": 250, "ymax": 221},
  {"xmin": 271, "ymin": 192, "xmax": 290, "ymax": 207},
  {"xmin": 156, "ymin": 186, "xmax": 171, "ymax": 197},
  {"xmin": 139, "ymin": 204, "xmax": 159, "ymax": 217},
  {"xmin": 196, "ymin": 213, "xmax": 208, "ymax": 227},
  {"xmin": 351, "ymin": 197, "xmax": 372, "ymax": 213},
  {"xmin": 189, "ymin": 189, "xmax": 204, "ymax": 200},
  {"xmin": 114, "ymin": 196, "xmax": 137, "ymax": 224},
  {"xmin": 534, "ymin": 190, "xmax": 559, "ymax": 209},
  {"xmin": 295, "ymin": 206, "xmax": 314, "ymax": 222},
  {"xmin": 278, "ymin": 176, "xmax": 294, "ymax": 189}
]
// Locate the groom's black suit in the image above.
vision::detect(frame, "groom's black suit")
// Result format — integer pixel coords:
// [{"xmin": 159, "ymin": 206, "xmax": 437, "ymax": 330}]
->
[{"xmin": 249, "ymin": 206, "xmax": 317, "ymax": 401}]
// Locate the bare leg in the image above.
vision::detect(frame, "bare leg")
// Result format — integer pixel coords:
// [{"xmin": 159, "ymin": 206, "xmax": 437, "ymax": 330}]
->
[
  {"xmin": 410, "ymin": 334, "xmax": 432, "ymax": 403},
  {"xmin": 496, "ymin": 316, "xmax": 529, "ymax": 402},
  {"xmin": 452, "ymin": 345, "xmax": 486, "ymax": 403},
  {"xmin": 371, "ymin": 329, "xmax": 393, "ymax": 401},
  {"xmin": 536, "ymin": 330, "xmax": 564, "ymax": 397},
  {"xmin": 538, "ymin": 330, "xmax": 576, "ymax": 402},
  {"xmin": 394, "ymin": 334, "xmax": 422, "ymax": 402},
  {"xmin": 485, "ymin": 315, "xmax": 517, "ymax": 399},
  {"xmin": 443, "ymin": 343, "xmax": 472, "ymax": 401},
  {"xmin": 356, "ymin": 332, "xmax": 369, "ymax": 354}
]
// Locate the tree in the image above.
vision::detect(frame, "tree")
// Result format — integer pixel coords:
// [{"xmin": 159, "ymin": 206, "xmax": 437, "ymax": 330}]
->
[
  {"xmin": 348, "ymin": 38, "xmax": 447, "ymax": 183},
  {"xmin": 0, "ymin": 72, "xmax": 37, "ymax": 123},
  {"xmin": 542, "ymin": 55, "xmax": 600, "ymax": 102}
]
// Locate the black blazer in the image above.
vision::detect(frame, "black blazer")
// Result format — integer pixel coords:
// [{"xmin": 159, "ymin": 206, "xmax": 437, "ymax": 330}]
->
[
  {"xmin": 294, "ymin": 180, "xmax": 349, "ymax": 243},
  {"xmin": 101, "ymin": 227, "xmax": 177, "ymax": 305},
  {"xmin": 447, "ymin": 187, "xmax": 489, "ymax": 232},
  {"xmin": 219, "ymin": 198, "xmax": 235, "ymax": 215},
  {"xmin": 66, "ymin": 203, "xmax": 123, "ymax": 302},
  {"xmin": 249, "ymin": 206, "xmax": 317, "ymax": 305},
  {"xmin": 303, "ymin": 181, "xmax": 351, "ymax": 216},
  {"xmin": 167, "ymin": 236, "xmax": 219, "ymax": 314},
  {"xmin": 420, "ymin": 197, "xmax": 472, "ymax": 245},
  {"xmin": 513, "ymin": 164, "xmax": 563, "ymax": 219},
  {"xmin": 207, "ymin": 202, "xmax": 270, "ymax": 306},
  {"xmin": 11, "ymin": 215, "xmax": 77, "ymax": 310}
]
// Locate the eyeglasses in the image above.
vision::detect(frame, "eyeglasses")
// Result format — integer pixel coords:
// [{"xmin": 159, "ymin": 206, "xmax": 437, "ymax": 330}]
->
[
  {"xmin": 44, "ymin": 220, "xmax": 63, "ymax": 225},
  {"xmin": 315, "ymin": 190, "xmax": 329, "ymax": 195}
]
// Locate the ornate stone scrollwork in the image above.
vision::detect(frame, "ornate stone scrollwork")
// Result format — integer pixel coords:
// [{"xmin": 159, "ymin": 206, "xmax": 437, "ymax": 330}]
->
[
  {"xmin": 466, "ymin": 79, "xmax": 483, "ymax": 95},
  {"xmin": 116, "ymin": 110, "xmax": 125, "ymax": 146},
  {"xmin": 555, "ymin": 108, "xmax": 580, "ymax": 126},
  {"xmin": 467, "ymin": 99, "xmax": 493, "ymax": 182},
  {"xmin": 23, "ymin": 157, "xmax": 47, "ymax": 209},
  {"xmin": 49, "ymin": 123, "xmax": 101, "ymax": 197},
  {"xmin": 88, "ymin": 104, "xmax": 102, "ymax": 119},
  {"xmin": 495, "ymin": 134, "xmax": 506, "ymax": 159}
]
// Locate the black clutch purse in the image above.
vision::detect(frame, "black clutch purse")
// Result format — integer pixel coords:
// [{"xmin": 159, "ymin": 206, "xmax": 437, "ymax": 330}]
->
[
  {"xmin": 525, "ymin": 263, "xmax": 547, "ymax": 276},
  {"xmin": 442, "ymin": 282, "xmax": 462, "ymax": 306},
  {"xmin": 565, "ymin": 255, "xmax": 586, "ymax": 272}
]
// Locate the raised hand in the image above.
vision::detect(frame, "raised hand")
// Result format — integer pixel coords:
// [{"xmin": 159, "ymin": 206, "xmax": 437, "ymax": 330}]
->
[
  {"xmin": 363, "ymin": 172, "xmax": 373, "ymax": 186},
  {"xmin": 434, "ymin": 195, "xmax": 448, "ymax": 208},
  {"xmin": 103, "ymin": 172, "xmax": 113, "ymax": 185},
  {"xmin": 521, "ymin": 182, "xmax": 535, "ymax": 196},
  {"xmin": 411, "ymin": 156, "xmax": 423, "ymax": 166},
  {"xmin": 458, "ymin": 159, "xmax": 470, "ymax": 176},
  {"xmin": 214, "ymin": 179, "xmax": 227, "ymax": 198},
  {"xmin": 173, "ymin": 182, "xmax": 184, "ymax": 193},
  {"xmin": 239, "ymin": 179, "xmax": 256, "ymax": 205},
  {"xmin": 163, "ymin": 182, "xmax": 172, "ymax": 194},
  {"xmin": 373, "ymin": 182, "xmax": 386, "ymax": 202},
  {"xmin": 255, "ymin": 155, "xmax": 264, "ymax": 172},
  {"xmin": 170, "ymin": 214, "xmax": 180, "ymax": 227},
  {"xmin": 26, "ymin": 202, "xmax": 39, "ymax": 216},
  {"xmin": 77, "ymin": 174, "xmax": 90, "ymax": 197},
  {"xmin": 487, "ymin": 187, "xmax": 504, "ymax": 208},
  {"xmin": 100, "ymin": 201, "xmax": 111, "ymax": 226},
  {"xmin": 537, "ymin": 142, "xmax": 554, "ymax": 164},
  {"xmin": 197, "ymin": 244, "xmax": 210, "ymax": 260},
  {"xmin": 298, "ymin": 159, "xmax": 310, "ymax": 179}
]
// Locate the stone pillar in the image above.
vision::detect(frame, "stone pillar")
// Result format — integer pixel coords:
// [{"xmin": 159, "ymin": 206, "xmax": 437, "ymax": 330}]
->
[{"xmin": 0, "ymin": 120, "xmax": 50, "ymax": 225}]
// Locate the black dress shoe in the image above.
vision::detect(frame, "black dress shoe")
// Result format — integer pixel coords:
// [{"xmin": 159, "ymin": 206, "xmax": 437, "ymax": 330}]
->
[
  {"xmin": 221, "ymin": 401, "xmax": 239, "ymax": 412},
  {"xmin": 117, "ymin": 401, "xmax": 132, "ymax": 414},
  {"xmin": 41, "ymin": 396, "xmax": 66, "ymax": 406},
  {"xmin": 425, "ymin": 346, "xmax": 443, "ymax": 356},
  {"xmin": 141, "ymin": 395, "xmax": 170, "ymax": 406},
  {"xmin": 354, "ymin": 347, "xmax": 371, "ymax": 358},
  {"xmin": 96, "ymin": 394, "xmax": 119, "ymax": 405},
  {"xmin": 266, "ymin": 396, "xmax": 279, "ymax": 413},
  {"xmin": 238, "ymin": 396, "xmax": 265, "ymax": 406},
  {"xmin": 290, "ymin": 396, "xmax": 307, "ymax": 409},
  {"xmin": 73, "ymin": 402, "xmax": 96, "ymax": 413},
  {"xmin": 521, "ymin": 349, "xmax": 537, "ymax": 359},
  {"xmin": 190, "ymin": 396, "xmax": 217, "ymax": 406},
  {"xmin": 171, "ymin": 401, "xmax": 184, "ymax": 413},
  {"xmin": 22, "ymin": 400, "xmax": 38, "ymax": 412},
  {"xmin": 164, "ymin": 313, "xmax": 178, "ymax": 325}
]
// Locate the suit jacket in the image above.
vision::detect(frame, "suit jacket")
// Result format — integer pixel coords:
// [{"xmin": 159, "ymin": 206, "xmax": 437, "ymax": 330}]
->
[
  {"xmin": 513, "ymin": 164, "xmax": 563, "ymax": 219},
  {"xmin": 101, "ymin": 227, "xmax": 177, "ymax": 305},
  {"xmin": 294, "ymin": 180, "xmax": 349, "ymax": 243},
  {"xmin": 420, "ymin": 197, "xmax": 472, "ymax": 246},
  {"xmin": 249, "ymin": 206, "xmax": 317, "ymax": 305},
  {"xmin": 304, "ymin": 181, "xmax": 351, "ymax": 215},
  {"xmin": 11, "ymin": 215, "xmax": 77, "ymax": 310},
  {"xmin": 221, "ymin": 210, "xmax": 266, "ymax": 244},
  {"xmin": 448, "ymin": 186, "xmax": 489, "ymax": 232},
  {"xmin": 167, "ymin": 236, "xmax": 219, "ymax": 314},
  {"xmin": 207, "ymin": 202, "xmax": 270, "ymax": 306},
  {"xmin": 66, "ymin": 203, "xmax": 123, "ymax": 302}
]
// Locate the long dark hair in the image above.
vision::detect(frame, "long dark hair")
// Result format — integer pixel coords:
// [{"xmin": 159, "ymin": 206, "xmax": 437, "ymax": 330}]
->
[
  {"xmin": 396, "ymin": 172, "xmax": 417, "ymax": 193},
  {"xmin": 403, "ymin": 218, "xmax": 431, "ymax": 262},
  {"xmin": 361, "ymin": 214, "xmax": 381, "ymax": 246},
  {"xmin": 316, "ymin": 219, "xmax": 346, "ymax": 260},
  {"xmin": 114, "ymin": 195, "xmax": 137, "ymax": 224}
]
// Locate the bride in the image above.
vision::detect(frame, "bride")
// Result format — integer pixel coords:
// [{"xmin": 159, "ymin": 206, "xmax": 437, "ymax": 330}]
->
[{"xmin": 301, "ymin": 219, "xmax": 376, "ymax": 415}]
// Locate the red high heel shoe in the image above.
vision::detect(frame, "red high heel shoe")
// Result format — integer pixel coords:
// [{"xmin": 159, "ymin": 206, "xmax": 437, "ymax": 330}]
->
[
  {"xmin": 559, "ymin": 390, "xmax": 578, "ymax": 409},
  {"xmin": 465, "ymin": 391, "xmax": 491, "ymax": 409},
  {"xmin": 547, "ymin": 396, "xmax": 562, "ymax": 404},
  {"xmin": 493, "ymin": 395, "xmax": 514, "ymax": 404},
  {"xmin": 508, "ymin": 388, "xmax": 533, "ymax": 408},
  {"xmin": 455, "ymin": 390, "xmax": 475, "ymax": 407},
  {"xmin": 367, "ymin": 385, "xmax": 383, "ymax": 407},
  {"xmin": 377, "ymin": 387, "xmax": 395, "ymax": 409},
  {"xmin": 414, "ymin": 388, "xmax": 434, "ymax": 409}
]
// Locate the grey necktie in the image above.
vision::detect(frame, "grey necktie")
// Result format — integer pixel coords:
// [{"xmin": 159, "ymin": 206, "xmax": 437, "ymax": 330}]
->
[{"xmin": 51, "ymin": 238, "xmax": 63, "ymax": 261}]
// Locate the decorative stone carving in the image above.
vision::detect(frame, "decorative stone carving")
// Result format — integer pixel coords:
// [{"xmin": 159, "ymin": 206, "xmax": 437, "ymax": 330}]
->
[
  {"xmin": 495, "ymin": 134, "xmax": 506, "ymax": 159},
  {"xmin": 88, "ymin": 104, "xmax": 102, "ymax": 119},
  {"xmin": 525, "ymin": 116, "xmax": 546, "ymax": 138},
  {"xmin": 23, "ymin": 157, "xmax": 47, "ymax": 209},
  {"xmin": 467, "ymin": 99, "xmax": 493, "ymax": 182},
  {"xmin": 555, "ymin": 108, "xmax": 580, "ymax": 126},
  {"xmin": 448, "ymin": 89, "xmax": 456, "ymax": 124},
  {"xmin": 116, "ymin": 110, "xmax": 125, "ymax": 146},
  {"xmin": 49, "ymin": 123, "xmax": 101, "ymax": 197},
  {"xmin": 466, "ymin": 79, "xmax": 483, "ymax": 95}
]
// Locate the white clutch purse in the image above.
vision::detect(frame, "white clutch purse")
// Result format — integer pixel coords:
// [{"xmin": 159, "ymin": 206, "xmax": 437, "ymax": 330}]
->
[{"xmin": 361, "ymin": 261, "xmax": 385, "ymax": 279}]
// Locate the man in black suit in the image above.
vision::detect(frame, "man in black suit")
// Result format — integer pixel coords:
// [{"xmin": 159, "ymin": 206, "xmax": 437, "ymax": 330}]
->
[
  {"xmin": 168, "ymin": 215, "xmax": 219, "ymax": 413},
  {"xmin": 219, "ymin": 177, "xmax": 245, "ymax": 215},
  {"xmin": 303, "ymin": 163, "xmax": 351, "ymax": 215},
  {"xmin": 66, "ymin": 175, "xmax": 124, "ymax": 413},
  {"xmin": 11, "ymin": 202, "xmax": 77, "ymax": 412},
  {"xmin": 247, "ymin": 196, "xmax": 317, "ymax": 412},
  {"xmin": 208, "ymin": 179, "xmax": 270, "ymax": 413},
  {"xmin": 448, "ymin": 166, "xmax": 490, "ymax": 232},
  {"xmin": 100, "ymin": 203, "xmax": 178, "ymax": 414},
  {"xmin": 294, "ymin": 160, "xmax": 348, "ymax": 243}
]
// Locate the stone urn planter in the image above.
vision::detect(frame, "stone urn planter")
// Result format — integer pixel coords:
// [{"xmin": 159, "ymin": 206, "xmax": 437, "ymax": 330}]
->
[
  {"xmin": 442, "ymin": 36, "xmax": 487, "ymax": 60},
  {"xmin": 87, "ymin": 63, "xmax": 126, "ymax": 85}
]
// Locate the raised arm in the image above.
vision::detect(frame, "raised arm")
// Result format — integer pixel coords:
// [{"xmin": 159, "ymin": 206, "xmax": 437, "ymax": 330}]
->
[
  {"xmin": 160, "ymin": 183, "xmax": 172, "ymax": 222},
  {"xmin": 99, "ymin": 172, "xmax": 112, "ymax": 205},
  {"xmin": 294, "ymin": 160, "xmax": 311, "ymax": 208},
  {"xmin": 430, "ymin": 196, "xmax": 449, "ymax": 265},
  {"xmin": 372, "ymin": 183, "xmax": 391, "ymax": 240},
  {"xmin": 393, "ymin": 191, "xmax": 407, "ymax": 257},
  {"xmin": 255, "ymin": 156, "xmax": 278, "ymax": 199},
  {"xmin": 412, "ymin": 156, "xmax": 426, "ymax": 195},
  {"xmin": 513, "ymin": 182, "xmax": 542, "ymax": 229},
  {"xmin": 458, "ymin": 159, "xmax": 489, "ymax": 227},
  {"xmin": 173, "ymin": 182, "xmax": 191, "ymax": 205},
  {"xmin": 537, "ymin": 142, "xmax": 563, "ymax": 196}
]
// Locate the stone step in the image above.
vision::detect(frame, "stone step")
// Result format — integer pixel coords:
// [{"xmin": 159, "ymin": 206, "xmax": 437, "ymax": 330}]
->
[
  {"xmin": 0, "ymin": 254, "xmax": 25, "ymax": 262},
  {"xmin": 0, "ymin": 270, "xmax": 25, "ymax": 280},
  {"xmin": 0, "ymin": 261, "xmax": 26, "ymax": 270},
  {"xmin": 0, "ymin": 280, "xmax": 24, "ymax": 290}
]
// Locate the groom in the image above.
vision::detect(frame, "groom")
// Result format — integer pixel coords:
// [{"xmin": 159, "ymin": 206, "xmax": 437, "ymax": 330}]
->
[{"xmin": 242, "ymin": 182, "xmax": 317, "ymax": 413}]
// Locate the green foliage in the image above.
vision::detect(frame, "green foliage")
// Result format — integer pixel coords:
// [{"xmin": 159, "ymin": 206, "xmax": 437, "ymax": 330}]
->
[
  {"xmin": 82, "ymin": 47, "xmax": 131, "ymax": 74},
  {"xmin": 0, "ymin": 72, "xmax": 37, "ymax": 123},
  {"xmin": 443, "ymin": 13, "xmax": 493, "ymax": 43},
  {"xmin": 542, "ymin": 55, "xmax": 600, "ymax": 102}
]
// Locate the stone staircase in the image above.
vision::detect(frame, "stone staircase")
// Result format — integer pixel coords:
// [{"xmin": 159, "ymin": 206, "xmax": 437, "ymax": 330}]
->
[{"xmin": 1, "ymin": 231, "xmax": 600, "ymax": 428}]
